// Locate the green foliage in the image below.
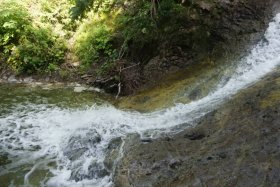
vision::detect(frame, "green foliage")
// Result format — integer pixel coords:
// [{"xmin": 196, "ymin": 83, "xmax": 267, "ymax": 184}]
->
[
  {"xmin": 74, "ymin": 21, "xmax": 117, "ymax": 72},
  {"xmin": 157, "ymin": 0, "xmax": 186, "ymax": 30},
  {"xmin": 0, "ymin": 1, "xmax": 31, "ymax": 55},
  {"xmin": 40, "ymin": 0, "xmax": 75, "ymax": 34},
  {"xmin": 117, "ymin": 0, "xmax": 186, "ymax": 47},
  {"xmin": 0, "ymin": 0, "xmax": 187, "ymax": 76},
  {"xmin": 115, "ymin": 1, "xmax": 158, "ymax": 50},
  {"xmin": 70, "ymin": 0, "xmax": 116, "ymax": 20},
  {"xmin": 0, "ymin": 0, "xmax": 67, "ymax": 74},
  {"xmin": 67, "ymin": 0, "xmax": 188, "ymax": 79},
  {"xmin": 8, "ymin": 27, "xmax": 66, "ymax": 74},
  {"xmin": 47, "ymin": 63, "xmax": 59, "ymax": 72},
  {"xmin": 70, "ymin": 0, "xmax": 94, "ymax": 19}
]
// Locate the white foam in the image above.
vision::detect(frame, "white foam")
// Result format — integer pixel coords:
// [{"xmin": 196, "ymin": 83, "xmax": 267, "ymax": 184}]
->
[{"xmin": 1, "ymin": 13, "xmax": 280, "ymax": 187}]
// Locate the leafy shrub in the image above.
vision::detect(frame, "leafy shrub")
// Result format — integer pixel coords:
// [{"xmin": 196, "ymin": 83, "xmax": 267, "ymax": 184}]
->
[
  {"xmin": 70, "ymin": 0, "xmax": 116, "ymax": 20},
  {"xmin": 0, "ymin": 1, "xmax": 31, "ymax": 55},
  {"xmin": 70, "ymin": 0, "xmax": 94, "ymax": 19},
  {"xmin": 72, "ymin": 0, "xmax": 186, "ymax": 67},
  {"xmin": 115, "ymin": 1, "xmax": 158, "ymax": 53},
  {"xmin": 8, "ymin": 27, "xmax": 66, "ymax": 74},
  {"xmin": 116, "ymin": 0, "xmax": 186, "ymax": 49},
  {"xmin": 0, "ymin": 1, "xmax": 67, "ymax": 74},
  {"xmin": 40, "ymin": 0, "xmax": 75, "ymax": 35},
  {"xmin": 74, "ymin": 21, "xmax": 117, "ymax": 71}
]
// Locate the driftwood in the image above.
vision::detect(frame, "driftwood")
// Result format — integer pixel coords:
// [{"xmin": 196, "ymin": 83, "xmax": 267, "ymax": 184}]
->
[
  {"xmin": 81, "ymin": 74, "xmax": 93, "ymax": 79},
  {"xmin": 115, "ymin": 62, "xmax": 140, "ymax": 99},
  {"xmin": 94, "ymin": 77, "xmax": 115, "ymax": 84}
]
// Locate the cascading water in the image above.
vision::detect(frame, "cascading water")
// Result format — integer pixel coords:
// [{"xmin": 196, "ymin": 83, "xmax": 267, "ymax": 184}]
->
[{"xmin": 1, "ymin": 13, "xmax": 280, "ymax": 187}]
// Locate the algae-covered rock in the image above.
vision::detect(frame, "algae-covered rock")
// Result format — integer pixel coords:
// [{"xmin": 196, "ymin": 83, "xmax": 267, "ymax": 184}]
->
[{"xmin": 114, "ymin": 69, "xmax": 280, "ymax": 187}]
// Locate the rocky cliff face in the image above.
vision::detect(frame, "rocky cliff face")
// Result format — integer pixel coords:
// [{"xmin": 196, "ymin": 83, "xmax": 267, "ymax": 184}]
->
[
  {"xmin": 141, "ymin": 0, "xmax": 279, "ymax": 91},
  {"xmin": 113, "ymin": 68, "xmax": 280, "ymax": 187}
]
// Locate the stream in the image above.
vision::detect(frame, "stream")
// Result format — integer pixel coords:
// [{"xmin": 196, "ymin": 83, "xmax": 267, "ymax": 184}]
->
[{"xmin": 1, "ymin": 13, "xmax": 280, "ymax": 187}]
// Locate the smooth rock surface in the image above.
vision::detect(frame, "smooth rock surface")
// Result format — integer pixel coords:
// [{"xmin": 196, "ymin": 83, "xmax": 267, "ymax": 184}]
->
[{"xmin": 114, "ymin": 69, "xmax": 280, "ymax": 187}]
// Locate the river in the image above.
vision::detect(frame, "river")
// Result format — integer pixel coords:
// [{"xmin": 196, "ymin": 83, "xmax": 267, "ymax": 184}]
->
[{"xmin": 1, "ymin": 13, "xmax": 280, "ymax": 187}]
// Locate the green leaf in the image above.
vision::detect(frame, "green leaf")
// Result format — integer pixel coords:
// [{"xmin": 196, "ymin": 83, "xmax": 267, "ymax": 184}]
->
[{"xmin": 3, "ymin": 21, "xmax": 17, "ymax": 29}]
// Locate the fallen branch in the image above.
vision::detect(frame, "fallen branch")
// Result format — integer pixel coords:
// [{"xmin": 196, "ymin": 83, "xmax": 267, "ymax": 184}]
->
[
  {"xmin": 120, "ymin": 63, "xmax": 140, "ymax": 72},
  {"xmin": 116, "ymin": 82, "xmax": 122, "ymax": 99},
  {"xmin": 115, "ymin": 63, "xmax": 140, "ymax": 98},
  {"xmin": 95, "ymin": 77, "xmax": 115, "ymax": 84}
]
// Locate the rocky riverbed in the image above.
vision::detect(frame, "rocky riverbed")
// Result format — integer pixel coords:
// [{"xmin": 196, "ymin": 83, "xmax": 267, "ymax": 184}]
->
[
  {"xmin": 113, "ymin": 69, "xmax": 280, "ymax": 187},
  {"xmin": 1, "ymin": 1, "xmax": 280, "ymax": 187}
]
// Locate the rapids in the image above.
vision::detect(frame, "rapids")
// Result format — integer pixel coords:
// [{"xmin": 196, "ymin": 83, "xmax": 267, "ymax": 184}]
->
[{"xmin": 1, "ymin": 13, "xmax": 280, "ymax": 187}]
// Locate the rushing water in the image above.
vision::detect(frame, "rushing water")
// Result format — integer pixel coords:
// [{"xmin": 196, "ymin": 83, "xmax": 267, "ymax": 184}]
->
[{"xmin": 1, "ymin": 14, "xmax": 280, "ymax": 187}]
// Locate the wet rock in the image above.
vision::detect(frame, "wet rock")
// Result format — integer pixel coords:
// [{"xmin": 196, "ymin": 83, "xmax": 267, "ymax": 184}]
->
[
  {"xmin": 184, "ymin": 132, "xmax": 205, "ymax": 140},
  {"xmin": 65, "ymin": 130, "xmax": 108, "ymax": 182},
  {"xmin": 169, "ymin": 159, "xmax": 182, "ymax": 169},
  {"xmin": 217, "ymin": 152, "xmax": 227, "ymax": 159},
  {"xmin": 7, "ymin": 75, "xmax": 18, "ymax": 83},
  {"xmin": 106, "ymin": 134, "xmax": 141, "ymax": 172},
  {"xmin": 74, "ymin": 86, "xmax": 87, "ymax": 93},
  {"xmin": 189, "ymin": 88, "xmax": 202, "ymax": 100},
  {"xmin": 0, "ymin": 153, "xmax": 11, "ymax": 166},
  {"xmin": 66, "ymin": 147, "xmax": 88, "ymax": 161},
  {"xmin": 108, "ymin": 137, "xmax": 122, "ymax": 150},
  {"xmin": 104, "ymin": 137, "xmax": 123, "ymax": 171},
  {"xmin": 70, "ymin": 162, "xmax": 109, "ymax": 182},
  {"xmin": 114, "ymin": 69, "xmax": 280, "ymax": 187},
  {"xmin": 63, "ymin": 130, "xmax": 101, "ymax": 161},
  {"xmin": 164, "ymin": 136, "xmax": 173, "ymax": 141},
  {"xmin": 151, "ymin": 162, "xmax": 161, "ymax": 171},
  {"xmin": 141, "ymin": 138, "xmax": 153, "ymax": 143}
]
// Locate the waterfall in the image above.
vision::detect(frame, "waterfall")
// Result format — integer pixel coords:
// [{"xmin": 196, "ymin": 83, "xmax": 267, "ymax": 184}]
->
[{"xmin": 1, "ymin": 13, "xmax": 280, "ymax": 187}]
